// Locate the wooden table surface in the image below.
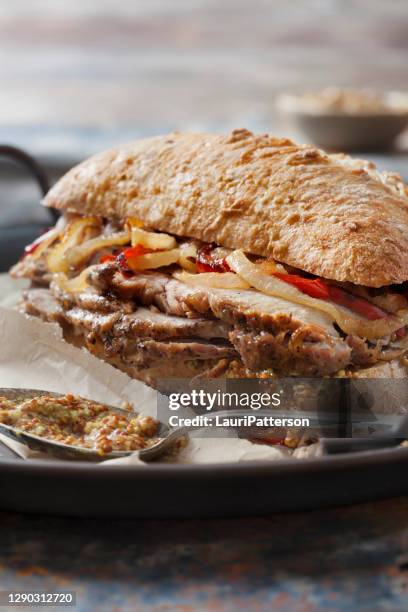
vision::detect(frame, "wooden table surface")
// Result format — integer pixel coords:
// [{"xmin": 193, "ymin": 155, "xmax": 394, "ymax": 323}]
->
[{"xmin": 1, "ymin": 498, "xmax": 408, "ymax": 611}]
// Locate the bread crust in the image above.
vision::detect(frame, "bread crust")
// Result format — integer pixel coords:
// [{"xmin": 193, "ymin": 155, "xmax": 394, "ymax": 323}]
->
[{"xmin": 44, "ymin": 129, "xmax": 408, "ymax": 287}]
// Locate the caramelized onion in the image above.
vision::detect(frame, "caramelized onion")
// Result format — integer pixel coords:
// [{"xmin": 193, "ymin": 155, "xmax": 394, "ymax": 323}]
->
[
  {"xmin": 130, "ymin": 226, "xmax": 177, "ymax": 250},
  {"xmin": 126, "ymin": 248, "xmax": 180, "ymax": 271},
  {"xmin": 173, "ymin": 270, "xmax": 250, "ymax": 289},
  {"xmin": 23, "ymin": 227, "xmax": 60, "ymax": 261},
  {"xmin": 47, "ymin": 217, "xmax": 101, "ymax": 273},
  {"xmin": 178, "ymin": 243, "xmax": 198, "ymax": 273},
  {"xmin": 52, "ymin": 265, "xmax": 99, "ymax": 294},
  {"xmin": 227, "ymin": 250, "xmax": 408, "ymax": 339},
  {"xmin": 63, "ymin": 231, "xmax": 130, "ymax": 269}
]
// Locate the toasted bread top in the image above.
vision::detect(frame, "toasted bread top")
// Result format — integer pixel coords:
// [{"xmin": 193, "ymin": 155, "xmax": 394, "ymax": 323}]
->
[{"xmin": 44, "ymin": 129, "xmax": 408, "ymax": 287}]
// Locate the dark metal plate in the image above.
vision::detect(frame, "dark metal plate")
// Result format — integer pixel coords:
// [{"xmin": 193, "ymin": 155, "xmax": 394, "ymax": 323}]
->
[
  {"xmin": 1, "ymin": 447, "xmax": 408, "ymax": 518},
  {"xmin": 2, "ymin": 162, "xmax": 408, "ymax": 518}
]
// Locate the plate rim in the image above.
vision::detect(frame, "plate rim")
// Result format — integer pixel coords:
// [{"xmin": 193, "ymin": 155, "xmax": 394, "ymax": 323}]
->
[{"xmin": 1, "ymin": 444, "xmax": 408, "ymax": 478}]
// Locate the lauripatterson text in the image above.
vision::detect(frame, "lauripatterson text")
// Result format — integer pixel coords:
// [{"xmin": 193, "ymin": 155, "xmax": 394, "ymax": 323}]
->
[{"xmin": 169, "ymin": 415, "xmax": 310, "ymax": 428}]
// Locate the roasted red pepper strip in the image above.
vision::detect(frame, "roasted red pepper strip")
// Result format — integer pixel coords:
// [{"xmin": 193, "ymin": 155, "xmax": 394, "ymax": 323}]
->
[
  {"xmin": 116, "ymin": 245, "xmax": 154, "ymax": 276},
  {"xmin": 273, "ymin": 273, "xmax": 330, "ymax": 300},
  {"xmin": 196, "ymin": 243, "xmax": 230, "ymax": 273},
  {"xmin": 99, "ymin": 254, "xmax": 116, "ymax": 264},
  {"xmin": 100, "ymin": 247, "xmax": 131, "ymax": 265},
  {"xmin": 122, "ymin": 245, "xmax": 153, "ymax": 258},
  {"xmin": 327, "ymin": 285, "xmax": 389, "ymax": 320},
  {"xmin": 196, "ymin": 260, "xmax": 216, "ymax": 273},
  {"xmin": 274, "ymin": 272, "xmax": 389, "ymax": 320}
]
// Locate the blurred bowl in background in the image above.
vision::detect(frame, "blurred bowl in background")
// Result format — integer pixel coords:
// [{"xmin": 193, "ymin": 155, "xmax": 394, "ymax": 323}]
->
[{"xmin": 276, "ymin": 88, "xmax": 408, "ymax": 151}]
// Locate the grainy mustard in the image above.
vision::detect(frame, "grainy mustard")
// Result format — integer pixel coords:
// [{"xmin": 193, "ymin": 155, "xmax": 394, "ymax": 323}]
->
[{"xmin": 0, "ymin": 394, "xmax": 160, "ymax": 456}]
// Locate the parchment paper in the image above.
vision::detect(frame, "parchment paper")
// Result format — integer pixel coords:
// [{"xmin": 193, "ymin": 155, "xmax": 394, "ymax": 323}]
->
[{"xmin": 0, "ymin": 275, "xmax": 310, "ymax": 464}]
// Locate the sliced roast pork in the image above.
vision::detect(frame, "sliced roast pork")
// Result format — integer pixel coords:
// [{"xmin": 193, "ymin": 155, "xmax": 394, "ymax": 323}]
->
[
  {"xmin": 22, "ymin": 287, "xmax": 238, "ymax": 386},
  {"xmin": 82, "ymin": 264, "xmax": 352, "ymax": 376}
]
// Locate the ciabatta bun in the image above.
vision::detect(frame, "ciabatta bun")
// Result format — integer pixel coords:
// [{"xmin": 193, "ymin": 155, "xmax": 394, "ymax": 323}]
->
[{"xmin": 44, "ymin": 129, "xmax": 408, "ymax": 287}]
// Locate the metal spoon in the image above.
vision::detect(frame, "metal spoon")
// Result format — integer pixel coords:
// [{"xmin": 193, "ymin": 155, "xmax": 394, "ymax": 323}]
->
[
  {"xmin": 0, "ymin": 389, "xmax": 295, "ymax": 462},
  {"xmin": 0, "ymin": 388, "xmax": 297, "ymax": 462},
  {"xmin": 0, "ymin": 388, "xmax": 180, "ymax": 462}
]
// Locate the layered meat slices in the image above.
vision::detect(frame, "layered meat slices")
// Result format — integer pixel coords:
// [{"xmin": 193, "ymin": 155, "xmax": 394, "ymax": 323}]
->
[{"xmin": 11, "ymin": 214, "xmax": 408, "ymax": 386}]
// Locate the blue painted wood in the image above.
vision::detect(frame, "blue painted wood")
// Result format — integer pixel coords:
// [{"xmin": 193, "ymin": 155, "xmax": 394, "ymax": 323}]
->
[{"xmin": 1, "ymin": 499, "xmax": 408, "ymax": 611}]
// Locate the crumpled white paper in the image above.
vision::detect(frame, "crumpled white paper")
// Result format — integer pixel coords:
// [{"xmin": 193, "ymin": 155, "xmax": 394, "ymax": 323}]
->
[{"xmin": 0, "ymin": 275, "xmax": 297, "ymax": 464}]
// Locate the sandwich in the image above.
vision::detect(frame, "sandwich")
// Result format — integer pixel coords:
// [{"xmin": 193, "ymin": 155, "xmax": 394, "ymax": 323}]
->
[{"xmin": 11, "ymin": 129, "xmax": 408, "ymax": 387}]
